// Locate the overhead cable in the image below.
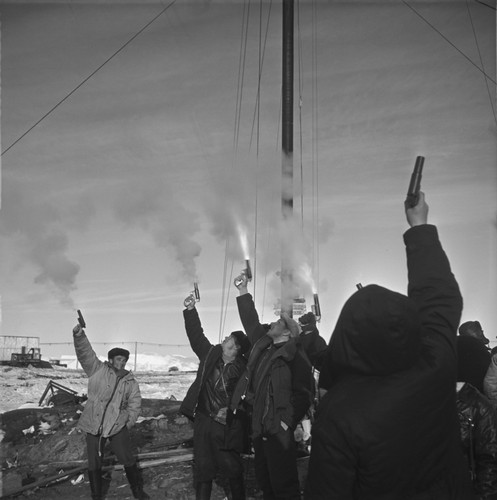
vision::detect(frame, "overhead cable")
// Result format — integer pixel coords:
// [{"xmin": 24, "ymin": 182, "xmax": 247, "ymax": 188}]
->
[
  {"xmin": 401, "ymin": 0, "xmax": 496, "ymax": 86},
  {"xmin": 474, "ymin": 0, "xmax": 496, "ymax": 11},
  {"xmin": 465, "ymin": 0, "xmax": 497, "ymax": 127},
  {"xmin": 2, "ymin": 0, "xmax": 178, "ymax": 157},
  {"xmin": 251, "ymin": 0, "xmax": 275, "ymax": 308},
  {"xmin": 311, "ymin": 0, "xmax": 320, "ymax": 292}
]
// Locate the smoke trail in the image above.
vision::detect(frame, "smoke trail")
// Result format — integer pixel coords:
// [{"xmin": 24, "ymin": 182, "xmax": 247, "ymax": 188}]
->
[
  {"xmin": 200, "ymin": 158, "xmax": 335, "ymax": 308},
  {"xmin": 298, "ymin": 262, "xmax": 316, "ymax": 293},
  {"xmin": 0, "ymin": 180, "xmax": 80, "ymax": 307},
  {"xmin": 237, "ymin": 224, "xmax": 250, "ymax": 259},
  {"xmin": 112, "ymin": 178, "xmax": 201, "ymax": 282},
  {"xmin": 201, "ymin": 167, "xmax": 259, "ymax": 266}
]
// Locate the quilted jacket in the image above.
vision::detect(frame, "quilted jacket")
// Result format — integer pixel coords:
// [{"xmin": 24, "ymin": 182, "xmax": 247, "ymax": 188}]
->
[{"xmin": 73, "ymin": 331, "xmax": 141, "ymax": 437}]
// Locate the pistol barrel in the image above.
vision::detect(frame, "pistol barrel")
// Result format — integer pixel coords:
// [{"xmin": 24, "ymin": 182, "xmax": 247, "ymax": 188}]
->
[
  {"xmin": 77, "ymin": 309, "xmax": 86, "ymax": 329},
  {"xmin": 406, "ymin": 156, "xmax": 424, "ymax": 208},
  {"xmin": 194, "ymin": 282, "xmax": 200, "ymax": 301},
  {"xmin": 245, "ymin": 259, "xmax": 252, "ymax": 280},
  {"xmin": 313, "ymin": 293, "xmax": 322, "ymax": 320}
]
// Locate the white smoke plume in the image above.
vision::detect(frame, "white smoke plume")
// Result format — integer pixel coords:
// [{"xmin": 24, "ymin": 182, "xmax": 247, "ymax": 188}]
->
[
  {"xmin": 0, "ymin": 180, "xmax": 80, "ymax": 307},
  {"xmin": 201, "ymin": 167, "xmax": 258, "ymax": 262},
  {"xmin": 200, "ymin": 159, "xmax": 333, "ymax": 307},
  {"xmin": 112, "ymin": 178, "xmax": 201, "ymax": 282}
]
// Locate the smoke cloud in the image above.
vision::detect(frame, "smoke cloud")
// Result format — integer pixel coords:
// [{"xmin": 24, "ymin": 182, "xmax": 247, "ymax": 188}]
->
[
  {"xmin": 112, "ymin": 177, "xmax": 201, "ymax": 282},
  {"xmin": 201, "ymin": 167, "xmax": 258, "ymax": 261},
  {"xmin": 200, "ymin": 159, "xmax": 333, "ymax": 306},
  {"xmin": 0, "ymin": 180, "xmax": 80, "ymax": 307}
]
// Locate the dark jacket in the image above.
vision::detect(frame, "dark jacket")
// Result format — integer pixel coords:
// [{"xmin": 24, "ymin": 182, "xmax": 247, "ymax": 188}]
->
[
  {"xmin": 230, "ymin": 294, "xmax": 314, "ymax": 437},
  {"xmin": 457, "ymin": 383, "xmax": 497, "ymax": 500},
  {"xmin": 484, "ymin": 353, "xmax": 497, "ymax": 405},
  {"xmin": 180, "ymin": 308, "xmax": 247, "ymax": 450},
  {"xmin": 306, "ymin": 224, "xmax": 475, "ymax": 500},
  {"xmin": 73, "ymin": 331, "xmax": 141, "ymax": 438}
]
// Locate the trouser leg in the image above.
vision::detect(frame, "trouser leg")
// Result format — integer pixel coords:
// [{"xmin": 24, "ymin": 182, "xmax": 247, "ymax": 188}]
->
[
  {"xmin": 219, "ymin": 474, "xmax": 245, "ymax": 500},
  {"xmin": 87, "ymin": 469, "xmax": 103, "ymax": 500},
  {"xmin": 229, "ymin": 474, "xmax": 246, "ymax": 500},
  {"xmin": 124, "ymin": 463, "xmax": 150, "ymax": 500},
  {"xmin": 86, "ymin": 432, "xmax": 105, "ymax": 470},
  {"xmin": 253, "ymin": 436, "xmax": 275, "ymax": 499},
  {"xmin": 195, "ymin": 480, "xmax": 213, "ymax": 500},
  {"xmin": 193, "ymin": 414, "xmax": 217, "ymax": 481},
  {"xmin": 254, "ymin": 429, "xmax": 301, "ymax": 499},
  {"xmin": 263, "ymin": 428, "xmax": 301, "ymax": 500},
  {"xmin": 212, "ymin": 418, "xmax": 245, "ymax": 499},
  {"xmin": 109, "ymin": 427, "xmax": 150, "ymax": 500},
  {"xmin": 86, "ymin": 433, "xmax": 105, "ymax": 500},
  {"xmin": 108, "ymin": 427, "xmax": 135, "ymax": 467}
]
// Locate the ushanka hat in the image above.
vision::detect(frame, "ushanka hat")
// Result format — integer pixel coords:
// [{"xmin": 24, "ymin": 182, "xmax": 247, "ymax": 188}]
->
[{"xmin": 108, "ymin": 347, "xmax": 130, "ymax": 360}]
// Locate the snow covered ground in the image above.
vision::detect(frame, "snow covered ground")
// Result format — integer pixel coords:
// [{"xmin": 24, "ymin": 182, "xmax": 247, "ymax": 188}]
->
[
  {"xmin": 0, "ymin": 353, "xmax": 199, "ymax": 414},
  {"xmin": 57, "ymin": 352, "xmax": 199, "ymax": 372}
]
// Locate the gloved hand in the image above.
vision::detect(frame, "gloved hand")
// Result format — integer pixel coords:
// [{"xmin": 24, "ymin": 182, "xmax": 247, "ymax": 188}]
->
[{"xmin": 299, "ymin": 312, "xmax": 316, "ymax": 333}]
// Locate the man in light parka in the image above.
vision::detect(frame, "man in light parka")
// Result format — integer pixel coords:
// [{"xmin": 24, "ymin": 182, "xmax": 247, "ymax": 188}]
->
[{"xmin": 73, "ymin": 324, "xmax": 149, "ymax": 500}]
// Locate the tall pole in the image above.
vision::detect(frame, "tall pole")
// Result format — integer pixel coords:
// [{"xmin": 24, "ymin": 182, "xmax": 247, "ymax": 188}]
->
[
  {"xmin": 134, "ymin": 341, "xmax": 138, "ymax": 371},
  {"xmin": 281, "ymin": 0, "xmax": 294, "ymax": 316}
]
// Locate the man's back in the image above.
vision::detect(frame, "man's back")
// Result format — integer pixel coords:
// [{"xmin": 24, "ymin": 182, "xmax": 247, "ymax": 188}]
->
[
  {"xmin": 306, "ymin": 199, "xmax": 474, "ymax": 500},
  {"xmin": 312, "ymin": 360, "xmax": 463, "ymax": 498}
]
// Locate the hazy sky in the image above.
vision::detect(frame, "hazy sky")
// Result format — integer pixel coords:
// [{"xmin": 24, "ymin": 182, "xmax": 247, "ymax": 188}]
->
[{"xmin": 1, "ymin": 0, "xmax": 496, "ymax": 361}]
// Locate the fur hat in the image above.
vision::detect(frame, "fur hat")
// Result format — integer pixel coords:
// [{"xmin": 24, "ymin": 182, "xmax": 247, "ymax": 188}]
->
[
  {"xmin": 231, "ymin": 330, "xmax": 251, "ymax": 355},
  {"xmin": 108, "ymin": 347, "xmax": 130, "ymax": 360}
]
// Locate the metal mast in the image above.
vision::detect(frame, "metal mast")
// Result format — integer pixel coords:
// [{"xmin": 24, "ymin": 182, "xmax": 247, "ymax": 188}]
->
[{"xmin": 281, "ymin": 0, "xmax": 294, "ymax": 316}]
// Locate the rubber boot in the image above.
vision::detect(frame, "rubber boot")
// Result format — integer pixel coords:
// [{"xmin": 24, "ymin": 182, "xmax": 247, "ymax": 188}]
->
[
  {"xmin": 88, "ymin": 469, "xmax": 103, "ymax": 500},
  {"xmin": 124, "ymin": 464, "xmax": 150, "ymax": 500},
  {"xmin": 195, "ymin": 480, "xmax": 213, "ymax": 500},
  {"xmin": 229, "ymin": 475, "xmax": 246, "ymax": 500}
]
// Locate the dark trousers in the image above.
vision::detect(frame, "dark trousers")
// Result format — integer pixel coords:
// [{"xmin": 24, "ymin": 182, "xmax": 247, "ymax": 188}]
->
[
  {"xmin": 193, "ymin": 412, "xmax": 244, "ymax": 484},
  {"xmin": 86, "ymin": 427, "xmax": 135, "ymax": 471},
  {"xmin": 253, "ymin": 426, "xmax": 301, "ymax": 500}
]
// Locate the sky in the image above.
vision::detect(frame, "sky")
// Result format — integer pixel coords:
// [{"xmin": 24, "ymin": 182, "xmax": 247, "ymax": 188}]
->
[{"xmin": 1, "ymin": 0, "xmax": 496, "ymax": 361}]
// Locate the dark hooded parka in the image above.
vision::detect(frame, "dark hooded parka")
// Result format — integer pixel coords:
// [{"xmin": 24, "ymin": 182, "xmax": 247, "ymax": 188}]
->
[{"xmin": 306, "ymin": 225, "xmax": 475, "ymax": 500}]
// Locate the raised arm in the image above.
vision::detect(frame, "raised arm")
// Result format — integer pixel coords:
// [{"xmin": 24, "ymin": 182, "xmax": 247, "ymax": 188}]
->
[
  {"xmin": 234, "ymin": 273, "xmax": 266, "ymax": 345},
  {"xmin": 299, "ymin": 312, "xmax": 327, "ymax": 370},
  {"xmin": 73, "ymin": 324, "xmax": 103, "ymax": 377},
  {"xmin": 183, "ymin": 293, "xmax": 213, "ymax": 359},
  {"xmin": 403, "ymin": 192, "xmax": 462, "ymax": 360}
]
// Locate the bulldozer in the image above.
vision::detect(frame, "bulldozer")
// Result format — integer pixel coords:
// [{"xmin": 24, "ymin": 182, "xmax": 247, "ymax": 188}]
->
[{"xmin": 8, "ymin": 347, "xmax": 52, "ymax": 368}]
